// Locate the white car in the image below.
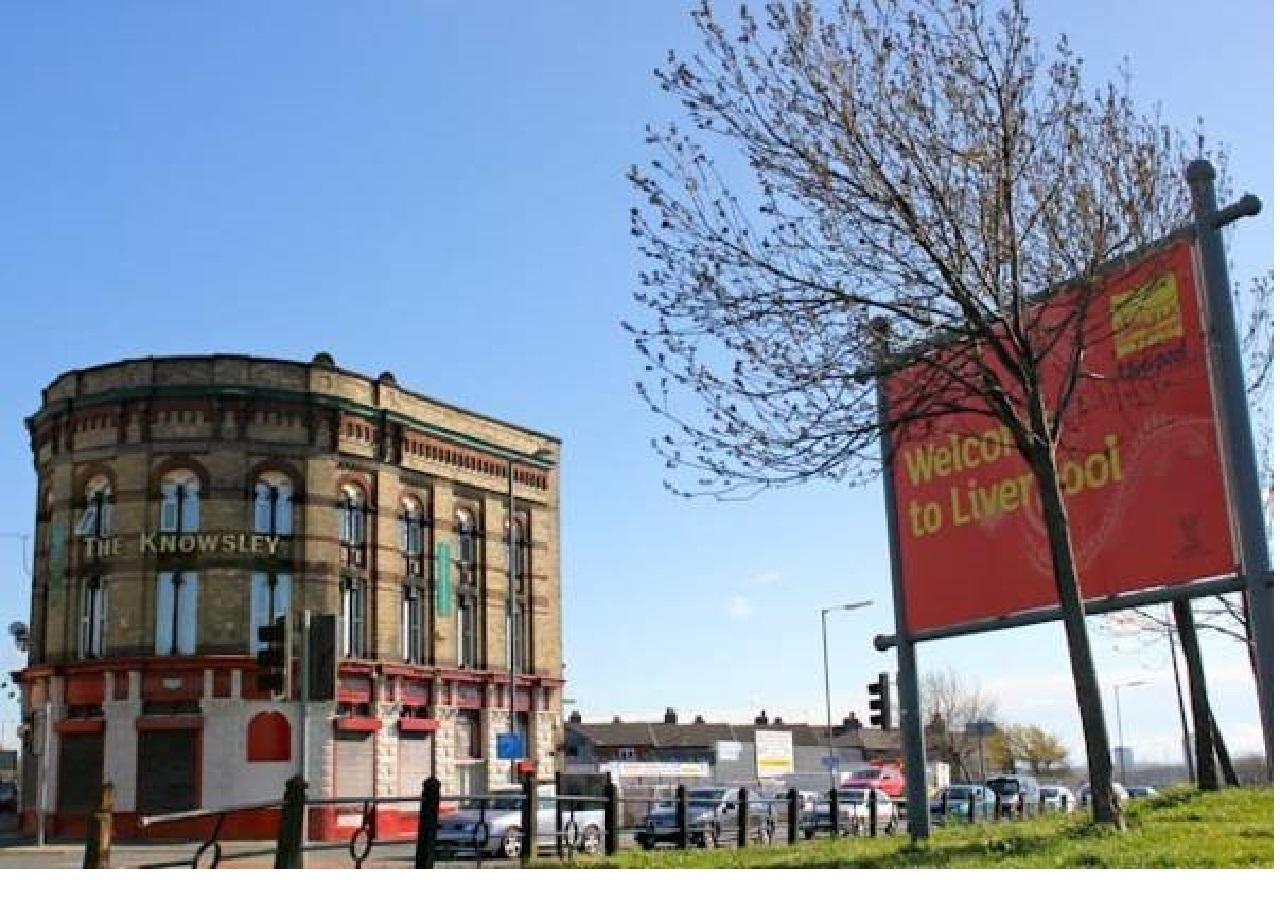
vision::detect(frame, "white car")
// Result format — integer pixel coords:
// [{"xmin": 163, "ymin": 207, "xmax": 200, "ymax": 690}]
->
[
  {"xmin": 436, "ymin": 789, "xmax": 605, "ymax": 858},
  {"xmin": 835, "ymin": 787, "xmax": 898, "ymax": 836},
  {"xmin": 1077, "ymin": 782, "xmax": 1129, "ymax": 809},
  {"xmin": 1039, "ymin": 785, "xmax": 1076, "ymax": 813}
]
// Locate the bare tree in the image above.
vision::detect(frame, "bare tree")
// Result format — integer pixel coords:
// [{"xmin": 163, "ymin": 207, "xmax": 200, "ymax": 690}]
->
[
  {"xmin": 921, "ymin": 668, "xmax": 997, "ymax": 781},
  {"xmin": 627, "ymin": 0, "xmax": 1221, "ymax": 826}
]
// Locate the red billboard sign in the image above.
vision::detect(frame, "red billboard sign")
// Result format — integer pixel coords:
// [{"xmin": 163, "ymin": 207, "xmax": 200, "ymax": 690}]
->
[{"xmin": 887, "ymin": 238, "xmax": 1236, "ymax": 635}]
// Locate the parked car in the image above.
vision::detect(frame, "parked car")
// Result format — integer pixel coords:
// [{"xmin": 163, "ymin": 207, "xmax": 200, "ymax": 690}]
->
[
  {"xmin": 985, "ymin": 774, "xmax": 1041, "ymax": 819},
  {"xmin": 638, "ymin": 786, "xmax": 773, "ymax": 850},
  {"xmin": 776, "ymin": 789, "xmax": 824, "ymax": 839},
  {"xmin": 834, "ymin": 787, "xmax": 898, "ymax": 836},
  {"xmin": 1126, "ymin": 785, "xmax": 1159, "ymax": 799},
  {"xmin": 1039, "ymin": 785, "xmax": 1076, "ymax": 813},
  {"xmin": 1077, "ymin": 782, "xmax": 1130, "ymax": 810},
  {"xmin": 435, "ymin": 788, "xmax": 605, "ymax": 859},
  {"xmin": 842, "ymin": 763, "xmax": 906, "ymax": 798},
  {"xmin": 930, "ymin": 784, "xmax": 996, "ymax": 824},
  {"xmin": 0, "ymin": 781, "xmax": 16, "ymax": 814}
]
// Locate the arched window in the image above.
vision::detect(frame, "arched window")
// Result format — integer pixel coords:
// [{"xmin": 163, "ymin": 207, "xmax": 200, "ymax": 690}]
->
[
  {"xmin": 338, "ymin": 483, "xmax": 366, "ymax": 548},
  {"xmin": 253, "ymin": 472, "xmax": 294, "ymax": 536},
  {"xmin": 399, "ymin": 497, "xmax": 425, "ymax": 557},
  {"xmin": 76, "ymin": 475, "xmax": 114, "ymax": 538},
  {"xmin": 160, "ymin": 470, "xmax": 200, "ymax": 534},
  {"xmin": 456, "ymin": 508, "xmax": 480, "ymax": 668}
]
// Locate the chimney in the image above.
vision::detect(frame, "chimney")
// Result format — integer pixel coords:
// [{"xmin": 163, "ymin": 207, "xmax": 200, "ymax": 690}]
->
[
  {"xmin": 754, "ymin": 709, "xmax": 768, "ymax": 725},
  {"xmin": 612, "ymin": 715, "xmax": 622, "ymax": 724},
  {"xmin": 773, "ymin": 716, "xmax": 783, "ymax": 725},
  {"xmin": 663, "ymin": 707, "xmax": 678, "ymax": 724},
  {"xmin": 694, "ymin": 715, "xmax": 706, "ymax": 724},
  {"xmin": 568, "ymin": 710, "xmax": 582, "ymax": 724}
]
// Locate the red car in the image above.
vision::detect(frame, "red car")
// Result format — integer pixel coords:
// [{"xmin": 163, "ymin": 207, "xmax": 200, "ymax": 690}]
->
[{"xmin": 842, "ymin": 763, "xmax": 905, "ymax": 798}]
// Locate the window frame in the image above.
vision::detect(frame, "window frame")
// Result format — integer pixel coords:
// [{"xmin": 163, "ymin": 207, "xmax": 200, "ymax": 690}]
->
[
  {"xmin": 253, "ymin": 472, "xmax": 294, "ymax": 537},
  {"xmin": 155, "ymin": 570, "xmax": 198, "ymax": 656},
  {"xmin": 78, "ymin": 575, "xmax": 107, "ymax": 659},
  {"xmin": 159, "ymin": 471, "xmax": 200, "ymax": 535}
]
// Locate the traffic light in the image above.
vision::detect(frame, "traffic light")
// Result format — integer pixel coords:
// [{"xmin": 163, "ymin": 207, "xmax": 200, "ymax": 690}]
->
[
  {"xmin": 256, "ymin": 615, "xmax": 290, "ymax": 696},
  {"xmin": 307, "ymin": 614, "xmax": 337, "ymax": 702},
  {"xmin": 868, "ymin": 672, "xmax": 892, "ymax": 730}
]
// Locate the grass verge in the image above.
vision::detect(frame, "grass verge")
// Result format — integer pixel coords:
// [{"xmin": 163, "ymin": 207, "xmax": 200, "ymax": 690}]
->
[{"xmin": 539, "ymin": 786, "xmax": 1272, "ymax": 869}]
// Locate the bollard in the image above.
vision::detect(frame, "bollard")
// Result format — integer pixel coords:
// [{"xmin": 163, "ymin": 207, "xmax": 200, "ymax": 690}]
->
[
  {"xmin": 968, "ymin": 794, "xmax": 977, "ymax": 825},
  {"xmin": 736, "ymin": 787, "xmax": 748, "ymax": 848},
  {"xmin": 83, "ymin": 782, "xmax": 115, "ymax": 869},
  {"xmin": 868, "ymin": 791, "xmax": 878, "ymax": 839},
  {"xmin": 413, "ymin": 776, "xmax": 440, "ymax": 869},
  {"xmin": 828, "ymin": 788, "xmax": 839, "ymax": 838},
  {"xmin": 555, "ymin": 771, "xmax": 565, "ymax": 860},
  {"xmin": 274, "ymin": 775, "xmax": 307, "ymax": 869},
  {"xmin": 1017, "ymin": 795, "xmax": 1025, "ymax": 821},
  {"xmin": 520, "ymin": 772, "xmax": 537, "ymax": 866},
  {"xmin": 786, "ymin": 788, "xmax": 799, "ymax": 845},
  {"xmin": 604, "ymin": 779, "xmax": 618, "ymax": 855},
  {"xmin": 676, "ymin": 785, "xmax": 689, "ymax": 850}
]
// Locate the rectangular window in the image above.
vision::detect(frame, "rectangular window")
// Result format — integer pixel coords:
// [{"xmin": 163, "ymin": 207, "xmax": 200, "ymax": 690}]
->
[
  {"xmin": 79, "ymin": 577, "xmax": 107, "ymax": 659},
  {"xmin": 455, "ymin": 709, "xmax": 481, "ymax": 759},
  {"xmin": 250, "ymin": 572, "xmax": 293, "ymax": 653},
  {"xmin": 511, "ymin": 602, "xmax": 528, "ymax": 674},
  {"xmin": 618, "ymin": 747, "xmax": 636, "ymax": 762},
  {"xmin": 402, "ymin": 585, "xmax": 423, "ymax": 664},
  {"xmin": 341, "ymin": 506, "xmax": 365, "ymax": 546},
  {"xmin": 160, "ymin": 492, "xmax": 179, "ymax": 533},
  {"xmin": 458, "ymin": 599, "xmax": 478, "ymax": 668},
  {"xmin": 342, "ymin": 577, "xmax": 367, "ymax": 658},
  {"xmin": 155, "ymin": 572, "xmax": 198, "ymax": 655},
  {"xmin": 253, "ymin": 491, "xmax": 272, "ymax": 534}
]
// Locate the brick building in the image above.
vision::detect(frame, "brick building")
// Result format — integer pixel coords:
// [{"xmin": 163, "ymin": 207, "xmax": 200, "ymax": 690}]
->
[{"xmin": 13, "ymin": 353, "xmax": 562, "ymax": 839}]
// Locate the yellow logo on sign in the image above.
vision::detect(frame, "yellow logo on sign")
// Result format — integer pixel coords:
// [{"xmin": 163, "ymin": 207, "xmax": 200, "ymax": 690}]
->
[{"xmin": 1110, "ymin": 273, "xmax": 1184, "ymax": 358}]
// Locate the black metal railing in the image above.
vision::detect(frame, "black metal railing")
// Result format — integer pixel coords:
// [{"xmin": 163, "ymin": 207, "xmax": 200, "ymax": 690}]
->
[{"xmin": 85, "ymin": 776, "xmax": 1066, "ymax": 868}]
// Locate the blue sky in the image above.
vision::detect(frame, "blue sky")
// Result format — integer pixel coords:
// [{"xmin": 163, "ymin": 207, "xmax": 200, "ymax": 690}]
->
[{"xmin": 0, "ymin": 1, "xmax": 1272, "ymax": 768}]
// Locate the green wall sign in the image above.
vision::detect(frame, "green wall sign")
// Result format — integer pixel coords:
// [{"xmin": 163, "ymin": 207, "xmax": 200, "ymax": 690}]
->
[{"xmin": 435, "ymin": 541, "xmax": 453, "ymax": 618}]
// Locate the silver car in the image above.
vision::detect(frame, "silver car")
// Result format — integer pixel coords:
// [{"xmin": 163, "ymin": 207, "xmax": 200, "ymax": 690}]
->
[
  {"xmin": 836, "ymin": 787, "xmax": 898, "ymax": 836},
  {"xmin": 435, "ymin": 791, "xmax": 605, "ymax": 859}
]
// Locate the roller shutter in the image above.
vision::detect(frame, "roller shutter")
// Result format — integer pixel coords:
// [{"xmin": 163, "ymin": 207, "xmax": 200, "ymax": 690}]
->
[
  {"xmin": 397, "ymin": 733, "xmax": 434, "ymax": 797},
  {"xmin": 334, "ymin": 732, "xmax": 374, "ymax": 798},
  {"xmin": 56, "ymin": 734, "xmax": 104, "ymax": 814},
  {"xmin": 137, "ymin": 730, "xmax": 199, "ymax": 814}
]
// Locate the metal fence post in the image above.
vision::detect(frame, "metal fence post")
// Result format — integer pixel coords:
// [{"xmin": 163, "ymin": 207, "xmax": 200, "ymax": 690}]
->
[
  {"xmin": 520, "ymin": 771, "xmax": 537, "ymax": 866},
  {"xmin": 555, "ymin": 771, "xmax": 565, "ymax": 860},
  {"xmin": 827, "ymin": 788, "xmax": 839, "ymax": 838},
  {"xmin": 868, "ymin": 791, "xmax": 878, "ymax": 838},
  {"xmin": 82, "ymin": 782, "xmax": 114, "ymax": 869},
  {"xmin": 274, "ymin": 775, "xmax": 306, "ymax": 869},
  {"xmin": 676, "ymin": 784, "xmax": 689, "ymax": 850},
  {"xmin": 414, "ymin": 776, "xmax": 440, "ymax": 869},
  {"xmin": 968, "ymin": 794, "xmax": 977, "ymax": 825},
  {"xmin": 786, "ymin": 788, "xmax": 799, "ymax": 845},
  {"xmin": 604, "ymin": 778, "xmax": 618, "ymax": 856},
  {"xmin": 736, "ymin": 786, "xmax": 748, "ymax": 848}
]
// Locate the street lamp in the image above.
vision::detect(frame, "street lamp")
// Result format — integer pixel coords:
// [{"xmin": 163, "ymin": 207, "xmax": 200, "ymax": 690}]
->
[
  {"xmin": 821, "ymin": 601, "xmax": 873, "ymax": 790},
  {"xmin": 1113, "ymin": 679, "xmax": 1148, "ymax": 785}
]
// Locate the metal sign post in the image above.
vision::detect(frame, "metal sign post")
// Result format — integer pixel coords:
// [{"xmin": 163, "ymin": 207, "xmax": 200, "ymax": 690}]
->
[
  {"xmin": 874, "ymin": 347, "xmax": 930, "ymax": 841},
  {"xmin": 1185, "ymin": 160, "xmax": 1272, "ymax": 777}
]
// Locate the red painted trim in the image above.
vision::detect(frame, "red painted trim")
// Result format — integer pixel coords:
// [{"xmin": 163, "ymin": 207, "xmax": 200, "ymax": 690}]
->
[
  {"xmin": 136, "ymin": 715, "xmax": 203, "ymax": 731},
  {"xmin": 338, "ymin": 659, "xmax": 377, "ymax": 676},
  {"xmin": 55, "ymin": 719, "xmax": 105, "ymax": 735},
  {"xmin": 334, "ymin": 716, "xmax": 382, "ymax": 733},
  {"xmin": 396, "ymin": 717, "xmax": 438, "ymax": 734}
]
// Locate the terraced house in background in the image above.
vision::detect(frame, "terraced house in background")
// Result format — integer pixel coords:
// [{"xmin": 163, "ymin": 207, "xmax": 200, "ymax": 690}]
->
[{"xmin": 13, "ymin": 353, "xmax": 563, "ymax": 840}]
